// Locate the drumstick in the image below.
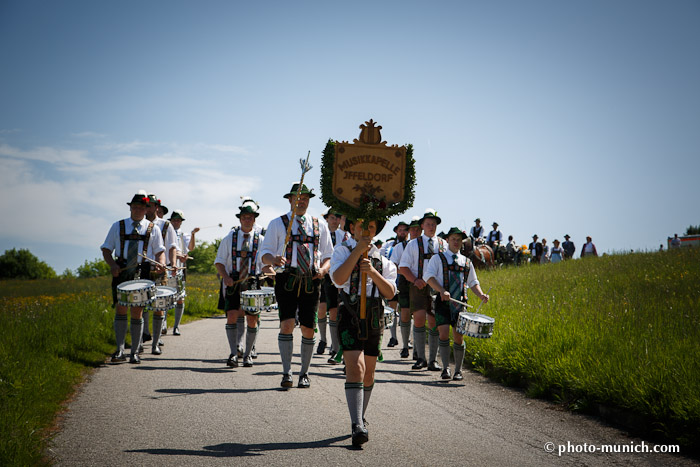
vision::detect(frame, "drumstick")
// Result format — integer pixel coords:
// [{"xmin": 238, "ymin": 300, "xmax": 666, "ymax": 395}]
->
[
  {"xmin": 138, "ymin": 253, "xmax": 185, "ymax": 270},
  {"xmin": 199, "ymin": 223, "xmax": 224, "ymax": 230},
  {"xmin": 475, "ymin": 286, "xmax": 492, "ymax": 313},
  {"xmin": 448, "ymin": 297, "xmax": 474, "ymax": 309}
]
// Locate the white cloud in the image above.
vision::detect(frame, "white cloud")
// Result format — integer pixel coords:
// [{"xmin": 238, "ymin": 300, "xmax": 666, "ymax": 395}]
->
[{"xmin": 0, "ymin": 143, "xmax": 91, "ymax": 166}]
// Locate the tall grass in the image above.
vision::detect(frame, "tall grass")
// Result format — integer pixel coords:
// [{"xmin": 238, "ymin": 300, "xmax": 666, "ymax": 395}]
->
[
  {"xmin": 465, "ymin": 248, "xmax": 700, "ymax": 448},
  {"xmin": 0, "ymin": 274, "xmax": 221, "ymax": 466}
]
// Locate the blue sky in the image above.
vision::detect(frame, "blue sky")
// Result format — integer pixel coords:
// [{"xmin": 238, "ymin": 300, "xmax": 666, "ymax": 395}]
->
[{"xmin": 1, "ymin": 0, "xmax": 698, "ymax": 274}]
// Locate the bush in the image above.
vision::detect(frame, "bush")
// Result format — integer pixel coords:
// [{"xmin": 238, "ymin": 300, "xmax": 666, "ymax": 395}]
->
[
  {"xmin": 0, "ymin": 248, "xmax": 56, "ymax": 280},
  {"xmin": 76, "ymin": 258, "xmax": 111, "ymax": 278},
  {"xmin": 685, "ymin": 224, "xmax": 700, "ymax": 235},
  {"xmin": 187, "ymin": 239, "xmax": 220, "ymax": 274}
]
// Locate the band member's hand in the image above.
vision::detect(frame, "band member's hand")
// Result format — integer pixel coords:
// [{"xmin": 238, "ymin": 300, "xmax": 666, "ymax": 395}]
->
[
  {"xmin": 177, "ymin": 252, "xmax": 188, "ymax": 262},
  {"xmin": 358, "ymin": 258, "xmax": 375, "ymax": 275},
  {"xmin": 357, "ymin": 234, "xmax": 372, "ymax": 252},
  {"xmin": 414, "ymin": 278, "xmax": 426, "ymax": 289},
  {"xmin": 223, "ymin": 276, "xmax": 234, "ymax": 287},
  {"xmin": 441, "ymin": 290, "xmax": 451, "ymax": 302},
  {"xmin": 273, "ymin": 255, "xmax": 286, "ymax": 267},
  {"xmin": 192, "ymin": 227, "xmax": 200, "ymax": 234},
  {"xmin": 111, "ymin": 263, "xmax": 121, "ymax": 277},
  {"xmin": 262, "ymin": 264, "xmax": 276, "ymax": 276},
  {"xmin": 154, "ymin": 262, "xmax": 166, "ymax": 274},
  {"xmin": 479, "ymin": 294, "xmax": 489, "ymax": 304}
]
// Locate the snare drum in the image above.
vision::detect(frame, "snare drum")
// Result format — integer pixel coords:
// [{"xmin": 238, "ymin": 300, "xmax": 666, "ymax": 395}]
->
[
  {"xmin": 117, "ymin": 279, "xmax": 156, "ymax": 307},
  {"xmin": 152, "ymin": 286, "xmax": 177, "ymax": 312},
  {"xmin": 241, "ymin": 290, "xmax": 265, "ymax": 314},
  {"xmin": 260, "ymin": 287, "xmax": 276, "ymax": 311},
  {"xmin": 455, "ymin": 312, "xmax": 495, "ymax": 339},
  {"xmin": 166, "ymin": 274, "xmax": 186, "ymax": 299},
  {"xmin": 383, "ymin": 306, "xmax": 394, "ymax": 329}
]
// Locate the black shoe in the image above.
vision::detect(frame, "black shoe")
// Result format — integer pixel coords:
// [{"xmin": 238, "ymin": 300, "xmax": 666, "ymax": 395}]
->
[
  {"xmin": 408, "ymin": 341, "xmax": 413, "ymax": 349},
  {"xmin": 411, "ymin": 358, "xmax": 427, "ymax": 370},
  {"xmin": 441, "ymin": 368, "xmax": 452, "ymax": 380},
  {"xmin": 329, "ymin": 349, "xmax": 337, "ymax": 359},
  {"xmin": 327, "ymin": 355, "xmax": 339, "ymax": 364},
  {"xmin": 316, "ymin": 340, "xmax": 327, "ymax": 355},
  {"xmin": 400, "ymin": 348, "xmax": 409, "ymax": 358},
  {"xmin": 173, "ymin": 327, "xmax": 180, "ymax": 336},
  {"xmin": 161, "ymin": 327, "xmax": 167, "ymax": 335},
  {"xmin": 453, "ymin": 371, "xmax": 464, "ymax": 381},
  {"xmin": 158, "ymin": 339, "xmax": 164, "ymax": 347},
  {"xmin": 129, "ymin": 354, "xmax": 140, "ymax": 364},
  {"xmin": 152, "ymin": 345, "xmax": 162, "ymax": 355},
  {"xmin": 226, "ymin": 354, "xmax": 238, "ymax": 368},
  {"xmin": 243, "ymin": 356, "xmax": 253, "ymax": 367},
  {"xmin": 137, "ymin": 343, "xmax": 144, "ymax": 354},
  {"xmin": 351, "ymin": 423, "xmax": 369, "ymax": 447},
  {"xmin": 298, "ymin": 374, "xmax": 310, "ymax": 388},
  {"xmin": 110, "ymin": 350, "xmax": 126, "ymax": 363},
  {"xmin": 237, "ymin": 346, "xmax": 243, "ymax": 358},
  {"xmin": 387, "ymin": 337, "xmax": 398, "ymax": 347},
  {"xmin": 142, "ymin": 333, "xmax": 152, "ymax": 343},
  {"xmin": 428, "ymin": 361, "xmax": 442, "ymax": 372},
  {"xmin": 281, "ymin": 373, "xmax": 293, "ymax": 389},
  {"xmin": 251, "ymin": 345, "xmax": 258, "ymax": 359}
]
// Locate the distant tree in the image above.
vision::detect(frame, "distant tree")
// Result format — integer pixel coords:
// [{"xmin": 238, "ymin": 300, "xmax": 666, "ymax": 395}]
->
[
  {"xmin": 76, "ymin": 258, "xmax": 111, "ymax": 278},
  {"xmin": 60, "ymin": 268, "xmax": 76, "ymax": 279},
  {"xmin": 685, "ymin": 225, "xmax": 700, "ymax": 235},
  {"xmin": 0, "ymin": 248, "xmax": 57, "ymax": 280},
  {"xmin": 187, "ymin": 239, "xmax": 220, "ymax": 274}
]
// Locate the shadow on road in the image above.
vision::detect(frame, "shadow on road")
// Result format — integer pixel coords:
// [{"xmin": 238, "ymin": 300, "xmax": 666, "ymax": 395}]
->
[{"xmin": 126, "ymin": 435, "xmax": 351, "ymax": 457}]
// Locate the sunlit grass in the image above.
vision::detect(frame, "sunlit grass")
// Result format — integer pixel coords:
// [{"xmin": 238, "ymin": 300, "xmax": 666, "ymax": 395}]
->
[{"xmin": 462, "ymin": 248, "xmax": 700, "ymax": 447}]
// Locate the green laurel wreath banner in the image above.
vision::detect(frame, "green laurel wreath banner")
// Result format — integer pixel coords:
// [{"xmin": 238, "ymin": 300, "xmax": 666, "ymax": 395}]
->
[{"xmin": 320, "ymin": 139, "xmax": 416, "ymax": 221}]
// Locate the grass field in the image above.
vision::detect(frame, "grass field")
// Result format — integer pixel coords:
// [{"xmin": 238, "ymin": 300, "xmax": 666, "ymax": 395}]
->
[
  {"xmin": 0, "ymin": 274, "xmax": 221, "ymax": 466},
  {"xmin": 464, "ymin": 248, "xmax": 700, "ymax": 448},
  {"xmin": 1, "ymin": 250, "xmax": 698, "ymax": 464}
]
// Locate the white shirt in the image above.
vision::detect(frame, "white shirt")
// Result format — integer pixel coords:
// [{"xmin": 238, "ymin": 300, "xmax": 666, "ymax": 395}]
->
[
  {"xmin": 329, "ymin": 238, "xmax": 397, "ymax": 297},
  {"xmin": 389, "ymin": 238, "xmax": 410, "ymax": 266},
  {"xmin": 330, "ymin": 228, "xmax": 349, "ymax": 248},
  {"xmin": 101, "ymin": 217, "xmax": 165, "ymax": 262},
  {"xmin": 487, "ymin": 229, "xmax": 502, "ymax": 243},
  {"xmin": 174, "ymin": 227, "xmax": 190, "ymax": 268},
  {"xmin": 398, "ymin": 234, "xmax": 447, "ymax": 277},
  {"xmin": 470, "ymin": 225, "xmax": 484, "ymax": 238},
  {"xmin": 215, "ymin": 228, "xmax": 264, "ymax": 276},
  {"xmin": 154, "ymin": 218, "xmax": 179, "ymax": 265},
  {"xmin": 259, "ymin": 211, "xmax": 333, "ymax": 269},
  {"xmin": 423, "ymin": 250, "xmax": 479, "ymax": 289}
]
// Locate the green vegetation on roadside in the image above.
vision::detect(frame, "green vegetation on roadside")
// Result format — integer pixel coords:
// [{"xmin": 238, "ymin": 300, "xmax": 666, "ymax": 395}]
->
[
  {"xmin": 1, "ymin": 249, "xmax": 698, "ymax": 464},
  {"xmin": 0, "ymin": 274, "xmax": 221, "ymax": 466},
  {"xmin": 464, "ymin": 248, "xmax": 700, "ymax": 448}
]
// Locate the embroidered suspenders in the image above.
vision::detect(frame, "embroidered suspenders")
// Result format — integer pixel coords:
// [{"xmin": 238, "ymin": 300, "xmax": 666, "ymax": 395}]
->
[
  {"xmin": 342, "ymin": 242, "xmax": 383, "ymax": 305},
  {"xmin": 160, "ymin": 220, "xmax": 171, "ymax": 242},
  {"xmin": 417, "ymin": 237, "xmax": 446, "ymax": 278},
  {"xmin": 118, "ymin": 220, "xmax": 154, "ymax": 263},
  {"xmin": 438, "ymin": 252, "xmax": 470, "ymax": 301},
  {"xmin": 280, "ymin": 215, "xmax": 320, "ymax": 272},
  {"xmin": 229, "ymin": 227, "xmax": 259, "ymax": 275}
]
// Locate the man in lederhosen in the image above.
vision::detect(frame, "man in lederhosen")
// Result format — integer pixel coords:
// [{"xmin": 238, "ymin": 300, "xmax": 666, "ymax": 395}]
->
[
  {"xmin": 424, "ymin": 227, "xmax": 489, "ymax": 380},
  {"xmin": 101, "ymin": 191, "xmax": 166, "ymax": 364},
  {"xmin": 169, "ymin": 209, "xmax": 199, "ymax": 336},
  {"xmin": 143, "ymin": 194, "xmax": 178, "ymax": 353},
  {"xmin": 318, "ymin": 208, "xmax": 348, "ymax": 362},
  {"xmin": 398, "ymin": 209, "xmax": 447, "ymax": 371},
  {"xmin": 260, "ymin": 184, "xmax": 333, "ymax": 389},
  {"xmin": 215, "ymin": 200, "xmax": 264, "ymax": 368},
  {"xmin": 331, "ymin": 219, "xmax": 396, "ymax": 447},
  {"xmin": 390, "ymin": 216, "xmax": 421, "ymax": 358},
  {"xmin": 379, "ymin": 220, "xmax": 409, "ymax": 348}
]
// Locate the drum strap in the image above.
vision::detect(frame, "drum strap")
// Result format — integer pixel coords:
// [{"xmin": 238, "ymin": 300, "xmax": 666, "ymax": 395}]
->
[
  {"xmin": 230, "ymin": 227, "xmax": 259, "ymax": 275},
  {"xmin": 438, "ymin": 252, "xmax": 469, "ymax": 301},
  {"xmin": 118, "ymin": 220, "xmax": 154, "ymax": 263},
  {"xmin": 160, "ymin": 220, "xmax": 171, "ymax": 242},
  {"xmin": 280, "ymin": 215, "xmax": 319, "ymax": 272}
]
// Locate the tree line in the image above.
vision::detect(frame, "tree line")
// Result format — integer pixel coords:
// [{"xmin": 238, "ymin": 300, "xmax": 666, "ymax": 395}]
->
[{"xmin": 0, "ymin": 240, "xmax": 221, "ymax": 280}]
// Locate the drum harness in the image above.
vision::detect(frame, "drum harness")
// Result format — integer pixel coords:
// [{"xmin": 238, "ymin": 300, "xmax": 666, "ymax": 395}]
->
[
  {"xmin": 438, "ymin": 252, "xmax": 470, "ymax": 318},
  {"xmin": 280, "ymin": 214, "xmax": 320, "ymax": 296},
  {"xmin": 118, "ymin": 220, "xmax": 154, "ymax": 279},
  {"xmin": 226, "ymin": 227, "xmax": 260, "ymax": 296}
]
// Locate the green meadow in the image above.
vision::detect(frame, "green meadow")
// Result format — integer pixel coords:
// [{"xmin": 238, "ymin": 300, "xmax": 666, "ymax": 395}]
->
[
  {"xmin": 465, "ymin": 248, "xmax": 700, "ymax": 448},
  {"xmin": 1, "ymin": 249, "xmax": 698, "ymax": 464}
]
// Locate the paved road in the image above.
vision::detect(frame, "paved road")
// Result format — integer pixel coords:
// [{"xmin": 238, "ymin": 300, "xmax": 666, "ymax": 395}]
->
[{"xmin": 50, "ymin": 312, "xmax": 695, "ymax": 466}]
